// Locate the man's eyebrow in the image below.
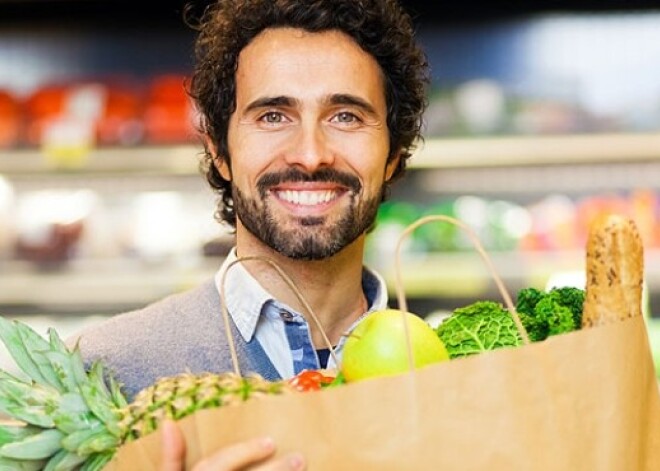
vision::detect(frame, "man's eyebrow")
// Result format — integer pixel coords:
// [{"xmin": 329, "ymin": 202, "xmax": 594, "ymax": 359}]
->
[
  {"xmin": 327, "ymin": 94, "xmax": 378, "ymax": 116},
  {"xmin": 245, "ymin": 96, "xmax": 297, "ymax": 112},
  {"xmin": 243, "ymin": 94, "xmax": 379, "ymax": 115}
]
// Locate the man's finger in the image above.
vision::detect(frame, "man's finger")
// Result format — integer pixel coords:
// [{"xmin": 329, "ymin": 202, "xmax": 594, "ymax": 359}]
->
[
  {"xmin": 160, "ymin": 420, "xmax": 187, "ymax": 471},
  {"xmin": 194, "ymin": 436, "xmax": 278, "ymax": 471}
]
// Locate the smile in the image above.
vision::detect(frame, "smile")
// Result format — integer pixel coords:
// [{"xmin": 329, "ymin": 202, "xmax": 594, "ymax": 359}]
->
[{"xmin": 275, "ymin": 190, "xmax": 340, "ymax": 206}]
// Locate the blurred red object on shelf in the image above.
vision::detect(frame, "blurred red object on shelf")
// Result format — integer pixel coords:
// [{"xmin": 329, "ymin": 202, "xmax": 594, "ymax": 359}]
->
[
  {"xmin": 142, "ymin": 74, "xmax": 197, "ymax": 145},
  {"xmin": 24, "ymin": 79, "xmax": 146, "ymax": 149},
  {"xmin": 0, "ymin": 89, "xmax": 23, "ymax": 148},
  {"xmin": 96, "ymin": 79, "xmax": 144, "ymax": 146},
  {"xmin": 23, "ymin": 83, "xmax": 68, "ymax": 147}
]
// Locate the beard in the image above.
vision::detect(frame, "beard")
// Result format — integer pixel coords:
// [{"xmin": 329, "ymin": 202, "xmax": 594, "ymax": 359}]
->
[{"xmin": 233, "ymin": 167, "xmax": 383, "ymax": 260}]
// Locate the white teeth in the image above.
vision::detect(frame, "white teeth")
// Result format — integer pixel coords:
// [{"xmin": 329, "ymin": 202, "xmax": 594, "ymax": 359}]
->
[{"xmin": 277, "ymin": 190, "xmax": 336, "ymax": 206}]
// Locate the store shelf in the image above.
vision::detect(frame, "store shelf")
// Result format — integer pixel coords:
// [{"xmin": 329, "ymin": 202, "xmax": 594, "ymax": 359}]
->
[
  {"xmin": 0, "ymin": 145, "xmax": 201, "ymax": 176},
  {"xmin": 2, "ymin": 132, "xmax": 660, "ymax": 176},
  {"xmin": 373, "ymin": 250, "xmax": 577, "ymax": 299},
  {"xmin": 412, "ymin": 132, "xmax": 660, "ymax": 169},
  {"xmin": 0, "ymin": 257, "xmax": 221, "ymax": 314},
  {"xmin": 2, "ymin": 250, "xmax": 659, "ymax": 313},
  {"xmin": 372, "ymin": 249, "xmax": 660, "ymax": 303}
]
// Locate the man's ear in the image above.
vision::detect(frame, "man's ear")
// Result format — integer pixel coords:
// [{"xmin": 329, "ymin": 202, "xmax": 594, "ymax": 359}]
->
[
  {"xmin": 204, "ymin": 134, "xmax": 231, "ymax": 181},
  {"xmin": 384, "ymin": 150, "xmax": 402, "ymax": 182},
  {"xmin": 216, "ymin": 156, "xmax": 232, "ymax": 181}
]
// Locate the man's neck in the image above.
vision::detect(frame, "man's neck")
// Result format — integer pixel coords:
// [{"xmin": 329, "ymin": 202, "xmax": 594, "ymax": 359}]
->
[{"xmin": 234, "ymin": 232, "xmax": 368, "ymax": 347}]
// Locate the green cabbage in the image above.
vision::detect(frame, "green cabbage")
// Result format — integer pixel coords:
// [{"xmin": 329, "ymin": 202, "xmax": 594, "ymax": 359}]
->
[{"xmin": 435, "ymin": 301, "xmax": 523, "ymax": 359}]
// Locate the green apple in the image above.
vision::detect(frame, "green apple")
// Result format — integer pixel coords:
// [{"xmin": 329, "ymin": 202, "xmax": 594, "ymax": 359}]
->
[{"xmin": 341, "ymin": 309, "xmax": 449, "ymax": 382}]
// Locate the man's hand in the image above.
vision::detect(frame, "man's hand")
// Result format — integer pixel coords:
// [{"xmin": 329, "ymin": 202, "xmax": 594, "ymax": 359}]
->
[{"xmin": 160, "ymin": 420, "xmax": 305, "ymax": 471}]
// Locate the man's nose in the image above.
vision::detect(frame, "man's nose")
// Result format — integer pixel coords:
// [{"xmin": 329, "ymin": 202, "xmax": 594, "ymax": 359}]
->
[{"xmin": 284, "ymin": 123, "xmax": 335, "ymax": 172}]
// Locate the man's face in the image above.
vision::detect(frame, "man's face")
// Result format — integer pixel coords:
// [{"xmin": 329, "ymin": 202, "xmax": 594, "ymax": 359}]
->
[{"xmin": 217, "ymin": 27, "xmax": 398, "ymax": 260}]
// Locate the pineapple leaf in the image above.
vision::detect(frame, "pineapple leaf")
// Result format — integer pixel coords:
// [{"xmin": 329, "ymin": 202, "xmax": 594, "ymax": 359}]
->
[
  {"xmin": 86, "ymin": 362, "xmax": 113, "ymax": 403},
  {"xmin": 66, "ymin": 347, "xmax": 90, "ymax": 390},
  {"xmin": 108, "ymin": 376, "xmax": 128, "ymax": 409},
  {"xmin": 77, "ymin": 432, "xmax": 119, "ymax": 456},
  {"xmin": 43, "ymin": 351, "xmax": 81, "ymax": 393},
  {"xmin": 60, "ymin": 422, "xmax": 104, "ymax": 453},
  {"xmin": 0, "ymin": 371, "xmax": 55, "ymax": 405},
  {"xmin": 0, "ymin": 457, "xmax": 48, "ymax": 471},
  {"xmin": 79, "ymin": 382, "xmax": 121, "ymax": 437},
  {"xmin": 0, "ymin": 397, "xmax": 55, "ymax": 428},
  {"xmin": 47, "ymin": 328, "xmax": 69, "ymax": 355},
  {"xmin": 0, "ymin": 372, "xmax": 58, "ymax": 427},
  {"xmin": 0, "ymin": 428, "xmax": 64, "ymax": 460},
  {"xmin": 51, "ymin": 393, "xmax": 96, "ymax": 435},
  {"xmin": 0, "ymin": 423, "xmax": 41, "ymax": 447},
  {"xmin": 48, "ymin": 333, "xmax": 89, "ymax": 389},
  {"xmin": 79, "ymin": 452, "xmax": 113, "ymax": 471},
  {"xmin": 43, "ymin": 449, "xmax": 87, "ymax": 471},
  {"xmin": 0, "ymin": 368, "xmax": 24, "ymax": 384},
  {"xmin": 0, "ymin": 317, "xmax": 51, "ymax": 387},
  {"xmin": 57, "ymin": 393, "xmax": 90, "ymax": 416},
  {"xmin": 47, "ymin": 329, "xmax": 86, "ymax": 391},
  {"xmin": 16, "ymin": 323, "xmax": 66, "ymax": 392}
]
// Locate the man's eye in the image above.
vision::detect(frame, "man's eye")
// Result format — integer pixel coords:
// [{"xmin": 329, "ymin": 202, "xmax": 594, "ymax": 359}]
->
[
  {"xmin": 261, "ymin": 112, "xmax": 283, "ymax": 123},
  {"xmin": 334, "ymin": 112, "xmax": 358, "ymax": 123}
]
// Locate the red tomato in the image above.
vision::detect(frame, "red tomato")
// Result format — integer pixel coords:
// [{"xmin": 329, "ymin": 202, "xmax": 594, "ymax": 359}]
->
[{"xmin": 289, "ymin": 370, "xmax": 335, "ymax": 392}]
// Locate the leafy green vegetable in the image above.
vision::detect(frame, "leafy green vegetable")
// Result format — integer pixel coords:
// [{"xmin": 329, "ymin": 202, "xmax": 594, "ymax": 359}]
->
[
  {"xmin": 327, "ymin": 372, "xmax": 346, "ymax": 388},
  {"xmin": 516, "ymin": 287, "xmax": 585, "ymax": 342},
  {"xmin": 435, "ymin": 286, "xmax": 586, "ymax": 359},
  {"xmin": 548, "ymin": 286, "xmax": 585, "ymax": 327},
  {"xmin": 435, "ymin": 301, "xmax": 523, "ymax": 359}
]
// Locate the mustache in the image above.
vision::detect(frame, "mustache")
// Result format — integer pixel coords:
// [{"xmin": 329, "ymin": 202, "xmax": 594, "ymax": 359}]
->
[{"xmin": 257, "ymin": 168, "xmax": 362, "ymax": 195}]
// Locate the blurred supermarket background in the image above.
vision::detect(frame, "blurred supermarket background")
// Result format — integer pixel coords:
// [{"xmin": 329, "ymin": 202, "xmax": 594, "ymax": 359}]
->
[{"xmin": 0, "ymin": 0, "xmax": 659, "ymax": 377}]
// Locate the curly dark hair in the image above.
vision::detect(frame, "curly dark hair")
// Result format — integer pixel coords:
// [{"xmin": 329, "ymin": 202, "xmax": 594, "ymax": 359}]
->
[{"xmin": 187, "ymin": 0, "xmax": 429, "ymax": 228}]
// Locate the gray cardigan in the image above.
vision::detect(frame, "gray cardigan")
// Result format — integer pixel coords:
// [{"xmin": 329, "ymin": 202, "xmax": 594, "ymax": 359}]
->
[{"xmin": 73, "ymin": 279, "xmax": 280, "ymax": 401}]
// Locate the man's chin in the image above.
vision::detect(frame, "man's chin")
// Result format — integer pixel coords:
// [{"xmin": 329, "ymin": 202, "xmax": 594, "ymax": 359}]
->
[
  {"xmin": 271, "ymin": 235, "xmax": 345, "ymax": 261},
  {"xmin": 298, "ymin": 216, "xmax": 326, "ymax": 227}
]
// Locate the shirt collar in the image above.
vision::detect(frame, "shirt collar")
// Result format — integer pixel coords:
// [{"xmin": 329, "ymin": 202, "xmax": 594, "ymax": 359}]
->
[
  {"xmin": 214, "ymin": 248, "xmax": 389, "ymax": 342},
  {"xmin": 214, "ymin": 249, "xmax": 273, "ymax": 343}
]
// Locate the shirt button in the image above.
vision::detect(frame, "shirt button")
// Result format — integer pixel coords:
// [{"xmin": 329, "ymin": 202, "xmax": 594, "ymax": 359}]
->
[{"xmin": 279, "ymin": 310, "xmax": 295, "ymax": 321}]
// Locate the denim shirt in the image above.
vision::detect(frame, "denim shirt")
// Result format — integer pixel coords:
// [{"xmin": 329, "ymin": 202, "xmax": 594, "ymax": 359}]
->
[{"xmin": 215, "ymin": 249, "xmax": 388, "ymax": 378}]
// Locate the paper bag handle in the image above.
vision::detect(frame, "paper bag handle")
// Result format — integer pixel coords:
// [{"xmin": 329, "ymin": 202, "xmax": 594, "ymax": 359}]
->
[
  {"xmin": 393, "ymin": 214, "xmax": 531, "ymax": 346},
  {"xmin": 219, "ymin": 255, "xmax": 339, "ymax": 376}
]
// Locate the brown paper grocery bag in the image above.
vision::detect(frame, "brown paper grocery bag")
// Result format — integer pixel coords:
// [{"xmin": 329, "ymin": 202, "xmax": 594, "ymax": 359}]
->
[
  {"xmin": 105, "ymin": 314, "xmax": 660, "ymax": 470},
  {"xmin": 105, "ymin": 214, "xmax": 660, "ymax": 470}
]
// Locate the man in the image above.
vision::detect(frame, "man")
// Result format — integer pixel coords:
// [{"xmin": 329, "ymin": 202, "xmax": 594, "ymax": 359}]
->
[{"xmin": 75, "ymin": 0, "xmax": 428, "ymax": 469}]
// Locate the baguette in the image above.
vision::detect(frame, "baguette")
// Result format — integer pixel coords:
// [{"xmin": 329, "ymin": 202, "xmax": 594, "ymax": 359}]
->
[{"xmin": 581, "ymin": 214, "xmax": 644, "ymax": 327}]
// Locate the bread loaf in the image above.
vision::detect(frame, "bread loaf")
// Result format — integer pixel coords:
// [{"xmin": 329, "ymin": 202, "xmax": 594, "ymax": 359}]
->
[{"xmin": 582, "ymin": 214, "xmax": 644, "ymax": 327}]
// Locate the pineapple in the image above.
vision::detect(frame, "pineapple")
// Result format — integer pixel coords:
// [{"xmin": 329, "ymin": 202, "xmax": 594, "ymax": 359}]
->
[{"xmin": 0, "ymin": 317, "xmax": 296, "ymax": 471}]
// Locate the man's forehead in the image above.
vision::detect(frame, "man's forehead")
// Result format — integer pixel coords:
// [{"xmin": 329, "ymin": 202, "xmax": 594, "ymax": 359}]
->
[
  {"xmin": 237, "ymin": 27, "xmax": 375, "ymax": 70},
  {"xmin": 234, "ymin": 27, "xmax": 386, "ymax": 108}
]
